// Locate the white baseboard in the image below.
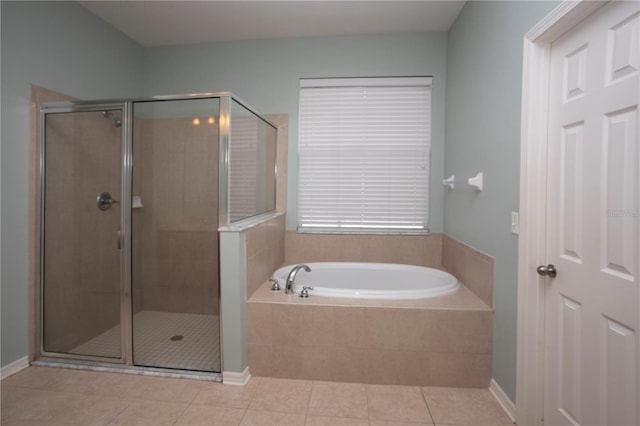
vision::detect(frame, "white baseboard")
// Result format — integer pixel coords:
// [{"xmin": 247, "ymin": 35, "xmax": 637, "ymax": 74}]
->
[
  {"xmin": 1, "ymin": 356, "xmax": 30, "ymax": 380},
  {"xmin": 490, "ymin": 378, "xmax": 516, "ymax": 423},
  {"xmin": 223, "ymin": 367, "xmax": 251, "ymax": 386}
]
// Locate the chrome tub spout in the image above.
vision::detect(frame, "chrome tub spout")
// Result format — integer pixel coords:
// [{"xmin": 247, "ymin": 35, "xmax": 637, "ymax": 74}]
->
[{"xmin": 285, "ymin": 264, "xmax": 311, "ymax": 294}]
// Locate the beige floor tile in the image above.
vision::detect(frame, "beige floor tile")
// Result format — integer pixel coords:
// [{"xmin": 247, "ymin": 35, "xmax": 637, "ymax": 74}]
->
[
  {"xmin": 422, "ymin": 387, "xmax": 512, "ymax": 425},
  {"xmin": 239, "ymin": 409, "xmax": 306, "ymax": 426},
  {"xmin": 136, "ymin": 376, "xmax": 209, "ymax": 403},
  {"xmin": 1, "ymin": 386, "xmax": 130, "ymax": 426},
  {"xmin": 3, "ymin": 368, "xmax": 515, "ymax": 426},
  {"xmin": 367, "ymin": 385, "xmax": 432, "ymax": 423},
  {"xmin": 248, "ymin": 377, "xmax": 313, "ymax": 415},
  {"xmin": 174, "ymin": 404, "xmax": 246, "ymax": 425},
  {"xmin": 0, "ymin": 366, "xmax": 66, "ymax": 390},
  {"xmin": 305, "ymin": 415, "xmax": 370, "ymax": 425},
  {"xmin": 0, "ymin": 417, "xmax": 53, "ymax": 426},
  {"xmin": 49, "ymin": 369, "xmax": 156, "ymax": 400},
  {"xmin": 49, "ymin": 369, "xmax": 126, "ymax": 395},
  {"xmin": 1, "ymin": 387, "xmax": 59, "ymax": 425},
  {"xmin": 109, "ymin": 399, "xmax": 189, "ymax": 426},
  {"xmin": 307, "ymin": 381, "xmax": 368, "ymax": 419},
  {"xmin": 47, "ymin": 394, "xmax": 131, "ymax": 425},
  {"xmin": 192, "ymin": 381, "xmax": 258, "ymax": 409}
]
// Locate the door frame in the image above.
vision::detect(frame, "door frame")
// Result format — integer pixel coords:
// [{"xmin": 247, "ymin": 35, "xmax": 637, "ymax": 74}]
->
[{"xmin": 515, "ymin": 1, "xmax": 608, "ymax": 425}]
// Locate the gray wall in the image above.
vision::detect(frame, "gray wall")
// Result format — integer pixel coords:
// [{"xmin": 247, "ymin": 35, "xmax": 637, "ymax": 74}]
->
[
  {"xmin": 0, "ymin": 1, "xmax": 143, "ymax": 367},
  {"xmin": 444, "ymin": 1, "xmax": 558, "ymax": 401},
  {"xmin": 143, "ymin": 33, "xmax": 448, "ymax": 233}
]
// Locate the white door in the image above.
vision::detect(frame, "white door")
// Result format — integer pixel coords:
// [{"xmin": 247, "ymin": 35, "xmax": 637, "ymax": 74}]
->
[{"xmin": 544, "ymin": 1, "xmax": 639, "ymax": 425}]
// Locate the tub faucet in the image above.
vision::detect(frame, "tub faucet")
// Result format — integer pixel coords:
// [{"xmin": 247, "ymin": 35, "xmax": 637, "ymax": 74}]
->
[{"xmin": 285, "ymin": 264, "xmax": 311, "ymax": 294}]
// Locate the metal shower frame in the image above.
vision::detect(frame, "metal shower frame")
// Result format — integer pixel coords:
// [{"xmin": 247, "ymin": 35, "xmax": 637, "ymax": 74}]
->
[{"xmin": 37, "ymin": 92, "xmax": 278, "ymax": 372}]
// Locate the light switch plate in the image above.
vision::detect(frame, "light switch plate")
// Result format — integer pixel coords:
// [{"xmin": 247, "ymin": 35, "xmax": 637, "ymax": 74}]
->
[{"xmin": 511, "ymin": 212, "xmax": 520, "ymax": 235}]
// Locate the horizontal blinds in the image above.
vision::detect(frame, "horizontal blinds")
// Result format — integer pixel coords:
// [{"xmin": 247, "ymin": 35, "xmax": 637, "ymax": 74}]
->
[{"xmin": 298, "ymin": 78, "xmax": 431, "ymax": 233}]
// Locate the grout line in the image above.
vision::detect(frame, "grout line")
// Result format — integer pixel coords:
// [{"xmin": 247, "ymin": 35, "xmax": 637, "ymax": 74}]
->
[
  {"xmin": 237, "ymin": 378, "xmax": 252, "ymax": 426},
  {"xmin": 420, "ymin": 386, "xmax": 436, "ymax": 426},
  {"xmin": 364, "ymin": 383, "xmax": 371, "ymax": 423},
  {"xmin": 170, "ymin": 398, "xmax": 191, "ymax": 426},
  {"xmin": 106, "ymin": 396, "xmax": 134, "ymax": 425},
  {"xmin": 176, "ymin": 383, "xmax": 205, "ymax": 421},
  {"xmin": 304, "ymin": 380, "xmax": 316, "ymax": 423}
]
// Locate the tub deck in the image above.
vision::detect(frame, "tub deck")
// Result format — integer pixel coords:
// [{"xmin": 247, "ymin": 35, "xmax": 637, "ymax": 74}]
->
[
  {"xmin": 249, "ymin": 276, "xmax": 490, "ymax": 310},
  {"xmin": 247, "ymin": 275, "xmax": 492, "ymax": 387}
]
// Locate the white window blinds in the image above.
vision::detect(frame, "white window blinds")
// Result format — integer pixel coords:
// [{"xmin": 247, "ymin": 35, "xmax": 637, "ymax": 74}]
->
[{"xmin": 297, "ymin": 77, "xmax": 432, "ymax": 233}]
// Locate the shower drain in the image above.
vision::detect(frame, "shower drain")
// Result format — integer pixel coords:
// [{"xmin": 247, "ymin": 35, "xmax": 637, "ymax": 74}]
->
[{"xmin": 170, "ymin": 335, "xmax": 184, "ymax": 341}]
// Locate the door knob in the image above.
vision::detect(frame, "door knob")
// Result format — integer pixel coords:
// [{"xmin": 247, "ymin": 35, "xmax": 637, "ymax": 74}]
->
[{"xmin": 536, "ymin": 264, "xmax": 557, "ymax": 278}]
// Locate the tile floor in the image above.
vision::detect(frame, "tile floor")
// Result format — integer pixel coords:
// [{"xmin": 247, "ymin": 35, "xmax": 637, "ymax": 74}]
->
[{"xmin": 1, "ymin": 366, "xmax": 513, "ymax": 426}]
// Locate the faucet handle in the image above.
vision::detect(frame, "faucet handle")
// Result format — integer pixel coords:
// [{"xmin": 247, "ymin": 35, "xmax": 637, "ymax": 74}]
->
[
  {"xmin": 269, "ymin": 278, "xmax": 280, "ymax": 291},
  {"xmin": 299, "ymin": 286, "xmax": 314, "ymax": 298}
]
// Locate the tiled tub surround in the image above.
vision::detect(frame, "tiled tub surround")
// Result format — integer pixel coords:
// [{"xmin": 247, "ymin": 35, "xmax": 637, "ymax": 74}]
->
[
  {"xmin": 247, "ymin": 281, "xmax": 492, "ymax": 387},
  {"xmin": 442, "ymin": 234, "xmax": 494, "ymax": 307},
  {"xmin": 246, "ymin": 231, "xmax": 497, "ymax": 387},
  {"xmin": 245, "ymin": 214, "xmax": 286, "ymax": 298},
  {"xmin": 285, "ymin": 231, "xmax": 443, "ymax": 267},
  {"xmin": 284, "ymin": 231, "xmax": 494, "ymax": 306}
]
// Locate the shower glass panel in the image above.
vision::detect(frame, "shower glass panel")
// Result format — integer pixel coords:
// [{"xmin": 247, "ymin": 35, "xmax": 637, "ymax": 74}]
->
[
  {"xmin": 229, "ymin": 100, "xmax": 277, "ymax": 222},
  {"xmin": 42, "ymin": 108, "xmax": 124, "ymax": 360},
  {"xmin": 131, "ymin": 98, "xmax": 221, "ymax": 372}
]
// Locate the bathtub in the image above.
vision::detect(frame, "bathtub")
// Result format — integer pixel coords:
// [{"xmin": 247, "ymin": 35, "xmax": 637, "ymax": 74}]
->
[{"xmin": 272, "ymin": 262, "xmax": 459, "ymax": 299}]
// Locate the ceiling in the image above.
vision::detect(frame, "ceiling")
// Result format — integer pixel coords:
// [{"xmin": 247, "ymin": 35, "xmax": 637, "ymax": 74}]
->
[{"xmin": 79, "ymin": 1, "xmax": 466, "ymax": 47}]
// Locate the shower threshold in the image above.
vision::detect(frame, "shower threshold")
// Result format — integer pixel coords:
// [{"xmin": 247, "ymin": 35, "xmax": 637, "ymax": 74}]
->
[{"xmin": 32, "ymin": 357, "xmax": 222, "ymax": 382}]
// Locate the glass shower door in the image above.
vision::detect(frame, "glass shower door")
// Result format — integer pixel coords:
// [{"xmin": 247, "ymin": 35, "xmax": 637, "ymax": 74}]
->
[
  {"xmin": 41, "ymin": 108, "xmax": 125, "ymax": 360},
  {"xmin": 131, "ymin": 98, "xmax": 221, "ymax": 372}
]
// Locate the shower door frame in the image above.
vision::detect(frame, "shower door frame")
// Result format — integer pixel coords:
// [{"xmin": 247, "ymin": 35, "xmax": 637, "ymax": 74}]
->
[
  {"xmin": 37, "ymin": 92, "xmax": 278, "ymax": 373},
  {"xmin": 38, "ymin": 102, "xmax": 133, "ymax": 364}
]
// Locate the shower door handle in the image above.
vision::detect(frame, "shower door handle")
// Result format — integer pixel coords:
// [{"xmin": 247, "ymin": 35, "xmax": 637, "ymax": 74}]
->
[
  {"xmin": 97, "ymin": 192, "xmax": 119, "ymax": 211},
  {"xmin": 116, "ymin": 229, "xmax": 122, "ymax": 250}
]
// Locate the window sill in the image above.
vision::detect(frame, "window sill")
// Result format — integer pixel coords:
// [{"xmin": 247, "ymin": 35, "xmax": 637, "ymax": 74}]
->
[{"xmin": 296, "ymin": 227, "xmax": 431, "ymax": 236}]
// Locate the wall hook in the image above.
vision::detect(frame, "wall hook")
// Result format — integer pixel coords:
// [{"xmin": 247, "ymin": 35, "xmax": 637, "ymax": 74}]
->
[
  {"xmin": 468, "ymin": 172, "xmax": 483, "ymax": 191},
  {"xmin": 443, "ymin": 172, "xmax": 483, "ymax": 191},
  {"xmin": 443, "ymin": 175, "xmax": 456, "ymax": 189}
]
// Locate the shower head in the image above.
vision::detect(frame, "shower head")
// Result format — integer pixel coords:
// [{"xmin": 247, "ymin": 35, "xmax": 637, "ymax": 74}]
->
[{"xmin": 102, "ymin": 110, "xmax": 122, "ymax": 128}]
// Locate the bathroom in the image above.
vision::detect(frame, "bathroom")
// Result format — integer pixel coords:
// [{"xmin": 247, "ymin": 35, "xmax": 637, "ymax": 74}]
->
[{"xmin": 3, "ymin": 1, "xmax": 638, "ymax": 425}]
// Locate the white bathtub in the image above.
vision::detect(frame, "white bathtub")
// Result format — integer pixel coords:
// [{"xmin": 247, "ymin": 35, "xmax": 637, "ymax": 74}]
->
[{"xmin": 272, "ymin": 262, "xmax": 459, "ymax": 299}]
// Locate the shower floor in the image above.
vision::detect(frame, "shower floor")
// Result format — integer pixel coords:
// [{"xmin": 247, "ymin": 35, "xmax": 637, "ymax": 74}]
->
[{"xmin": 72, "ymin": 310, "xmax": 220, "ymax": 372}]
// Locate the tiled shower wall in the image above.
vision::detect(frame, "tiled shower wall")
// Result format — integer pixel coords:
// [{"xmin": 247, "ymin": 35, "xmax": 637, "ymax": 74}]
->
[
  {"xmin": 135, "ymin": 112, "xmax": 289, "ymax": 314},
  {"xmin": 41, "ymin": 111, "xmax": 123, "ymax": 352},
  {"xmin": 133, "ymin": 117, "xmax": 220, "ymax": 316}
]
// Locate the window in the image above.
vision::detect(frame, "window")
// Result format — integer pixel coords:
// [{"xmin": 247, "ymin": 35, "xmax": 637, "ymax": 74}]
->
[{"xmin": 297, "ymin": 77, "xmax": 432, "ymax": 233}]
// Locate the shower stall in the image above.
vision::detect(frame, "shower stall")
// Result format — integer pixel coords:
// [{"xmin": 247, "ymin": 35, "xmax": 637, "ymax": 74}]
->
[{"xmin": 38, "ymin": 93, "xmax": 277, "ymax": 375}]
